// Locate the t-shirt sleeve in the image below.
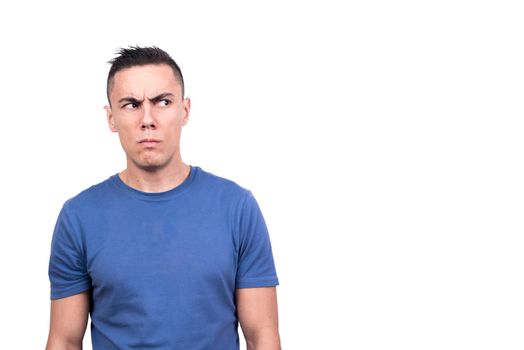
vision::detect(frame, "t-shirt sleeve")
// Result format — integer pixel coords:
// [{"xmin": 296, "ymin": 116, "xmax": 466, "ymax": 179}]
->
[
  {"xmin": 48, "ymin": 202, "xmax": 92, "ymax": 300},
  {"xmin": 235, "ymin": 190, "xmax": 280, "ymax": 289}
]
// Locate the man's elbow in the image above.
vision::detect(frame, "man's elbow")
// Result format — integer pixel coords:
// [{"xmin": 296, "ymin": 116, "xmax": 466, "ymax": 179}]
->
[
  {"xmin": 245, "ymin": 327, "xmax": 282, "ymax": 350},
  {"xmin": 45, "ymin": 337, "xmax": 83, "ymax": 350}
]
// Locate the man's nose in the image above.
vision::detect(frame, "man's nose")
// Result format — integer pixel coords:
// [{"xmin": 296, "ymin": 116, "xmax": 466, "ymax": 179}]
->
[{"xmin": 141, "ymin": 103, "xmax": 156, "ymax": 129}]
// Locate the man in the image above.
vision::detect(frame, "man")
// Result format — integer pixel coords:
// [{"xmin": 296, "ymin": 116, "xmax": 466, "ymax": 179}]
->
[{"xmin": 46, "ymin": 46, "xmax": 281, "ymax": 350}]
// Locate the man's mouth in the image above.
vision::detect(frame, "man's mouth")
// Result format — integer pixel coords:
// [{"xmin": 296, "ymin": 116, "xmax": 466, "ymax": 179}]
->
[{"xmin": 138, "ymin": 138, "xmax": 161, "ymax": 147}]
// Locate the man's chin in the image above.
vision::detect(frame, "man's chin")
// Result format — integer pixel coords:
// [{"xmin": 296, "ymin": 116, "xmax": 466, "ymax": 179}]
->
[
  {"xmin": 132, "ymin": 158, "xmax": 169, "ymax": 172},
  {"xmin": 138, "ymin": 164, "xmax": 164, "ymax": 172}
]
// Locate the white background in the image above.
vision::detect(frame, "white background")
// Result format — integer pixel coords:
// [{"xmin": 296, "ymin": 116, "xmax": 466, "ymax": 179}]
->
[{"xmin": 0, "ymin": 1, "xmax": 523, "ymax": 349}]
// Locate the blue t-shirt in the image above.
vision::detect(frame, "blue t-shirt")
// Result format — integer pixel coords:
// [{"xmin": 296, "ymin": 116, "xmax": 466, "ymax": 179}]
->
[{"xmin": 48, "ymin": 165, "xmax": 279, "ymax": 349}]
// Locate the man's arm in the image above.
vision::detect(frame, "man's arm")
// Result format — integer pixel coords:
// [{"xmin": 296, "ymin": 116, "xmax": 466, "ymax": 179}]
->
[
  {"xmin": 45, "ymin": 290, "xmax": 90, "ymax": 350},
  {"xmin": 236, "ymin": 286, "xmax": 281, "ymax": 350}
]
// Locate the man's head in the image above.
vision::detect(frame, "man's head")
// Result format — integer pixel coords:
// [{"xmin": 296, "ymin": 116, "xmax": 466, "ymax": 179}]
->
[
  {"xmin": 106, "ymin": 46, "xmax": 185, "ymax": 105},
  {"xmin": 104, "ymin": 46, "xmax": 190, "ymax": 173}
]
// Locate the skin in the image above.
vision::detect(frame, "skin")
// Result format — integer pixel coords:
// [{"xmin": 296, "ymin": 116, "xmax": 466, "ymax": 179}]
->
[
  {"xmin": 46, "ymin": 291, "xmax": 90, "ymax": 350},
  {"xmin": 106, "ymin": 64, "xmax": 191, "ymax": 192},
  {"xmin": 46, "ymin": 63, "xmax": 281, "ymax": 349},
  {"xmin": 236, "ymin": 287, "xmax": 282, "ymax": 350}
]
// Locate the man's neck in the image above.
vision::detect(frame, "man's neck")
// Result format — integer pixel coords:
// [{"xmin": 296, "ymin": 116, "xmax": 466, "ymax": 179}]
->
[{"xmin": 118, "ymin": 162, "xmax": 191, "ymax": 193}]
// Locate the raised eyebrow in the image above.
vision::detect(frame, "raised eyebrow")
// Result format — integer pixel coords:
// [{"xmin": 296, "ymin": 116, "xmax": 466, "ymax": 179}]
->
[{"xmin": 148, "ymin": 93, "xmax": 175, "ymax": 102}]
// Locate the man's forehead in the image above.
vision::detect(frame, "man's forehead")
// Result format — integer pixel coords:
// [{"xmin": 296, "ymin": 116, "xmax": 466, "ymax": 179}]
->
[{"xmin": 112, "ymin": 64, "xmax": 181, "ymax": 93}]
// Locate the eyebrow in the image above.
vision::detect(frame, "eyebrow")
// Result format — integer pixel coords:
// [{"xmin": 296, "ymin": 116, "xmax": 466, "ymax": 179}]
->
[
  {"xmin": 118, "ymin": 93, "xmax": 175, "ymax": 105},
  {"xmin": 149, "ymin": 93, "xmax": 174, "ymax": 103}
]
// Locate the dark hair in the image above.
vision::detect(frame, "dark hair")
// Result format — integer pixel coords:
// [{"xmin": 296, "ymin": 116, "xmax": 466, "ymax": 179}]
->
[{"xmin": 106, "ymin": 46, "xmax": 185, "ymax": 104}]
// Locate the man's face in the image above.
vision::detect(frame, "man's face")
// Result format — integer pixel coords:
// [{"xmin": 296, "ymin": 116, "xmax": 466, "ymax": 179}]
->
[{"xmin": 105, "ymin": 64, "xmax": 190, "ymax": 172}]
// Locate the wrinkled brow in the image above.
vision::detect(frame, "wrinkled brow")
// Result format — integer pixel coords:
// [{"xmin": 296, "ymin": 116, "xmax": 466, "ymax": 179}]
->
[
  {"xmin": 148, "ymin": 93, "xmax": 174, "ymax": 103},
  {"xmin": 118, "ymin": 93, "xmax": 175, "ymax": 105}
]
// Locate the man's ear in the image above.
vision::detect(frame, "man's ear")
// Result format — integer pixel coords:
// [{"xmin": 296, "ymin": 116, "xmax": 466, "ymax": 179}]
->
[
  {"xmin": 181, "ymin": 97, "xmax": 191, "ymax": 126},
  {"xmin": 105, "ymin": 105, "xmax": 118, "ymax": 132}
]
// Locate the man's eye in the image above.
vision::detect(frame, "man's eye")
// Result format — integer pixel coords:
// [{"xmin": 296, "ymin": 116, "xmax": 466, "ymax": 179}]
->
[
  {"xmin": 158, "ymin": 99, "xmax": 171, "ymax": 107},
  {"xmin": 123, "ymin": 102, "xmax": 139, "ymax": 109}
]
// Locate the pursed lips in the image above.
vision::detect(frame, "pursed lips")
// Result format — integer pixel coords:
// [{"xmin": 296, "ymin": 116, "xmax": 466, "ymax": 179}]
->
[{"xmin": 138, "ymin": 138, "xmax": 161, "ymax": 147}]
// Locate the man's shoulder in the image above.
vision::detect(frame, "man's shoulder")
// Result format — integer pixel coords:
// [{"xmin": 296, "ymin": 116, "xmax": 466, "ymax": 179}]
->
[
  {"xmin": 61, "ymin": 175, "xmax": 114, "ymax": 212},
  {"xmin": 196, "ymin": 166, "xmax": 253, "ymax": 200}
]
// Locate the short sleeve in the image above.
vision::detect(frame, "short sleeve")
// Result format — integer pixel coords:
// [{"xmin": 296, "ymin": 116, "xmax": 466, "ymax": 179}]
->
[
  {"xmin": 48, "ymin": 203, "xmax": 92, "ymax": 299},
  {"xmin": 235, "ymin": 191, "xmax": 279, "ymax": 289}
]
